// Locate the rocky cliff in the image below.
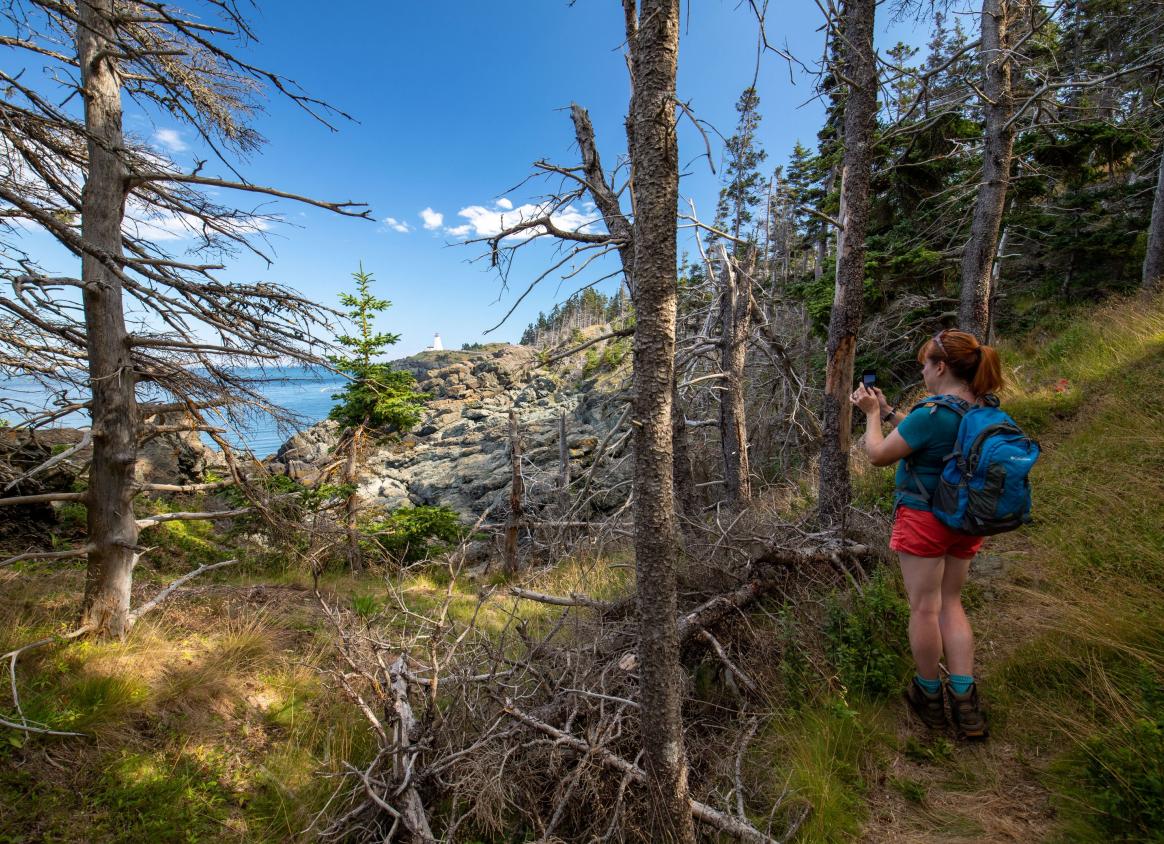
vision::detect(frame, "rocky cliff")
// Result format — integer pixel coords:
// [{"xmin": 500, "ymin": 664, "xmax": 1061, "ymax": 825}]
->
[{"xmin": 274, "ymin": 338, "xmax": 630, "ymax": 519}]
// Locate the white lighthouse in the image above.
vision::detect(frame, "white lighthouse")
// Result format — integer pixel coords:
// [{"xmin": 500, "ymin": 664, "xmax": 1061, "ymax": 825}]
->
[{"xmin": 430, "ymin": 333, "xmax": 443, "ymax": 351}]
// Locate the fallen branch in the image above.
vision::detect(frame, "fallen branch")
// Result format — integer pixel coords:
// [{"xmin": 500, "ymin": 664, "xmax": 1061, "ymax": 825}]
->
[
  {"xmin": 3, "ymin": 626, "xmax": 91, "ymax": 737},
  {"xmin": 501, "ymin": 703, "xmax": 784, "ymax": 844},
  {"xmin": 697, "ymin": 628, "xmax": 759, "ymax": 694},
  {"xmin": 135, "ymin": 480, "xmax": 236, "ymax": 494},
  {"xmin": 387, "ymin": 656, "xmax": 437, "ymax": 842},
  {"xmin": 0, "ymin": 544, "xmax": 94, "ymax": 569},
  {"xmin": 135, "ymin": 507, "xmax": 252, "ymax": 528},
  {"xmin": 2, "ymin": 429, "xmax": 91, "ymax": 492},
  {"xmin": 126, "ymin": 559, "xmax": 238, "ymax": 623},
  {"xmin": 0, "ymin": 491, "xmax": 86, "ymax": 507},
  {"xmin": 509, "ymin": 587, "xmax": 617, "ymax": 612},
  {"xmin": 677, "ymin": 544, "xmax": 870, "ymax": 643}
]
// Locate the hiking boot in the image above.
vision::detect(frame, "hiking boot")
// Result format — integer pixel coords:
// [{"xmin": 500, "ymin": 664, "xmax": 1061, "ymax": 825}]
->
[
  {"xmin": 904, "ymin": 677, "xmax": 947, "ymax": 730},
  {"xmin": 948, "ymin": 682, "xmax": 989, "ymax": 740}
]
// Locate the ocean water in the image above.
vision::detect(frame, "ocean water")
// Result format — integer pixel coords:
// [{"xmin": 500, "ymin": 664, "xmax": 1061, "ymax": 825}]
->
[{"xmin": 0, "ymin": 366, "xmax": 347, "ymax": 458}]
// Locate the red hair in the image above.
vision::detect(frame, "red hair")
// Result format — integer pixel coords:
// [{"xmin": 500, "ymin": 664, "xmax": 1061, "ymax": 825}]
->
[{"xmin": 917, "ymin": 329, "xmax": 1004, "ymax": 397}]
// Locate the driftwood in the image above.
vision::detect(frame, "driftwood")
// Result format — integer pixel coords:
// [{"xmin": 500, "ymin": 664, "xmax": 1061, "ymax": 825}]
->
[{"xmin": 387, "ymin": 656, "xmax": 437, "ymax": 842}]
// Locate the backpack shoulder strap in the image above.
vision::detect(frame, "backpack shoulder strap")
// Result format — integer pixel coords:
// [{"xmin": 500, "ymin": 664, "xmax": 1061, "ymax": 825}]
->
[
  {"xmin": 908, "ymin": 394, "xmax": 971, "ymax": 417},
  {"xmin": 901, "ymin": 395, "xmax": 970, "ymax": 503}
]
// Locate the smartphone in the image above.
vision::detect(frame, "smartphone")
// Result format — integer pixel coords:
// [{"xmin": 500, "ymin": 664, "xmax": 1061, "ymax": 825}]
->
[{"xmin": 861, "ymin": 369, "xmax": 876, "ymax": 389}]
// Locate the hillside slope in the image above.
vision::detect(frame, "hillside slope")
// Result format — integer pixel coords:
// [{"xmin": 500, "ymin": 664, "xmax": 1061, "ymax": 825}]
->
[{"xmin": 855, "ymin": 294, "xmax": 1164, "ymax": 842}]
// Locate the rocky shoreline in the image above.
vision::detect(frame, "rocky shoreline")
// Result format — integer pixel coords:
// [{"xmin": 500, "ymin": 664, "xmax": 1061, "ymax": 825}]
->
[
  {"xmin": 0, "ymin": 336, "xmax": 630, "ymax": 526},
  {"xmin": 274, "ymin": 340, "xmax": 629, "ymax": 519}
]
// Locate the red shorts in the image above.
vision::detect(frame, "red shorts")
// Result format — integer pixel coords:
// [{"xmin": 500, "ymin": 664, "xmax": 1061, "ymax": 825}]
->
[{"xmin": 890, "ymin": 506, "xmax": 984, "ymax": 559}]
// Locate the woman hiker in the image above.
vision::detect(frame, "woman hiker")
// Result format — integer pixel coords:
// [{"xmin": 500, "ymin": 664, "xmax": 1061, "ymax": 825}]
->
[{"xmin": 850, "ymin": 329, "xmax": 1003, "ymax": 739}]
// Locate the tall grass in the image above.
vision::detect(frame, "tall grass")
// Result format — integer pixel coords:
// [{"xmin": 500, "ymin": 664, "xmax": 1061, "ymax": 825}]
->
[{"xmin": 981, "ymin": 294, "xmax": 1164, "ymax": 839}]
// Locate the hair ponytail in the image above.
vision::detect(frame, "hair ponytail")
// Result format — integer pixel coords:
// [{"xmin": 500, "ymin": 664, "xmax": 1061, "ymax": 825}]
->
[
  {"xmin": 971, "ymin": 344, "xmax": 1004, "ymax": 397},
  {"xmin": 918, "ymin": 328, "xmax": 1004, "ymax": 397}
]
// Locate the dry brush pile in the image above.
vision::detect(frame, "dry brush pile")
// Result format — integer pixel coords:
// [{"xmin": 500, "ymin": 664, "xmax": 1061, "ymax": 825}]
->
[{"xmin": 314, "ymin": 512, "xmax": 876, "ymax": 844}]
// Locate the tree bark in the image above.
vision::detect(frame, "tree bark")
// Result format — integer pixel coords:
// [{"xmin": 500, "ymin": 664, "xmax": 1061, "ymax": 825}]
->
[
  {"xmin": 716, "ymin": 246, "xmax": 753, "ymax": 508},
  {"xmin": 817, "ymin": 0, "xmax": 878, "ymax": 531},
  {"xmin": 959, "ymin": 0, "xmax": 1017, "ymax": 339},
  {"xmin": 76, "ymin": 0, "xmax": 139, "ymax": 639},
  {"xmin": 1143, "ymin": 143, "xmax": 1164, "ymax": 291},
  {"xmin": 628, "ymin": 1, "xmax": 695, "ymax": 841}
]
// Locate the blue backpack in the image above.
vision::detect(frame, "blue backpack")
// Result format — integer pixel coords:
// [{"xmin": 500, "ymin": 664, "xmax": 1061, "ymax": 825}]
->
[{"xmin": 903, "ymin": 395, "xmax": 1040, "ymax": 536}]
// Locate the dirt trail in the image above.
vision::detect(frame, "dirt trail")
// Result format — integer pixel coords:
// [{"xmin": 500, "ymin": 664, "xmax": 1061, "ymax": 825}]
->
[{"xmin": 859, "ymin": 538, "xmax": 1061, "ymax": 842}]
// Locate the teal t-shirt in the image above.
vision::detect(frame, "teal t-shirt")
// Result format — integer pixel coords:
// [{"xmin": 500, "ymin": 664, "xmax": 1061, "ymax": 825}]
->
[{"xmin": 894, "ymin": 398, "xmax": 964, "ymax": 511}]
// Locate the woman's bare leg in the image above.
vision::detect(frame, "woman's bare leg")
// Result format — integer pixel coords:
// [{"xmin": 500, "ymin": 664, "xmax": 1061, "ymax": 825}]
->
[
  {"xmin": 898, "ymin": 553, "xmax": 945, "ymax": 679},
  {"xmin": 939, "ymin": 554, "xmax": 975, "ymax": 677}
]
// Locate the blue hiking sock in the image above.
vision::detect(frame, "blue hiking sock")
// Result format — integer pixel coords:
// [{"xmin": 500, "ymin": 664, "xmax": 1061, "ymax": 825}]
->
[
  {"xmin": 948, "ymin": 674, "xmax": 975, "ymax": 695},
  {"xmin": 915, "ymin": 674, "xmax": 941, "ymax": 694}
]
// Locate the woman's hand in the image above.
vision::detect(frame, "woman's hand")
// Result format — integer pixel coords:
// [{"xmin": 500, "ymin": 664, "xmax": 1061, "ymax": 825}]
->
[
  {"xmin": 849, "ymin": 384, "xmax": 881, "ymax": 415},
  {"xmin": 872, "ymin": 386, "xmax": 891, "ymax": 414}
]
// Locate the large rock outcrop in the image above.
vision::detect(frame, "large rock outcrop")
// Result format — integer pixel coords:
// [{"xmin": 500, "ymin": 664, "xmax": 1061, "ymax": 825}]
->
[{"xmin": 274, "ymin": 342, "xmax": 629, "ymax": 519}]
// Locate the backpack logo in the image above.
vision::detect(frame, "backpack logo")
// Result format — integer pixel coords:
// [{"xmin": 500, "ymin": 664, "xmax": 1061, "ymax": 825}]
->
[{"xmin": 906, "ymin": 395, "xmax": 1040, "ymax": 536}]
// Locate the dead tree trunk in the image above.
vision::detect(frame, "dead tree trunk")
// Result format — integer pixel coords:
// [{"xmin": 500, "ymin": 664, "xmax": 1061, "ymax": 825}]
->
[
  {"xmin": 1144, "ymin": 143, "xmax": 1164, "ymax": 291},
  {"xmin": 573, "ymin": 101, "xmax": 697, "ymax": 530},
  {"xmin": 627, "ymin": 1, "xmax": 696, "ymax": 841},
  {"xmin": 817, "ymin": 0, "xmax": 878, "ymax": 531},
  {"xmin": 959, "ymin": 0, "xmax": 1017, "ymax": 339},
  {"xmin": 987, "ymin": 222, "xmax": 1009, "ymax": 344},
  {"xmin": 505, "ymin": 410, "xmax": 523, "ymax": 576},
  {"xmin": 76, "ymin": 0, "xmax": 138, "ymax": 639},
  {"xmin": 716, "ymin": 246, "xmax": 752, "ymax": 508}
]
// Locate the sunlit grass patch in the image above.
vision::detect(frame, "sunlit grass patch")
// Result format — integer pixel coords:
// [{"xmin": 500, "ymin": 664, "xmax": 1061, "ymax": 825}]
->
[
  {"xmin": 976, "ymin": 294, "xmax": 1164, "ymax": 840},
  {"xmin": 1000, "ymin": 292, "xmax": 1164, "ymax": 435},
  {"xmin": 521, "ymin": 546, "xmax": 635, "ymax": 602},
  {"xmin": 989, "ymin": 581, "xmax": 1164, "ymax": 744},
  {"xmin": 750, "ymin": 697, "xmax": 891, "ymax": 842},
  {"xmin": 92, "ymin": 749, "xmax": 234, "ymax": 842}
]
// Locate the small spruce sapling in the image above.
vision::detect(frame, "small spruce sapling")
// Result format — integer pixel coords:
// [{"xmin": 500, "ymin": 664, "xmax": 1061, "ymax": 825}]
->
[{"xmin": 329, "ymin": 265, "xmax": 427, "ymax": 432}]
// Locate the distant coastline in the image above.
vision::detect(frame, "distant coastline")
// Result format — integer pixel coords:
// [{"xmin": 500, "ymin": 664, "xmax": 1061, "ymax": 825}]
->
[{"xmin": 0, "ymin": 365, "xmax": 348, "ymax": 458}]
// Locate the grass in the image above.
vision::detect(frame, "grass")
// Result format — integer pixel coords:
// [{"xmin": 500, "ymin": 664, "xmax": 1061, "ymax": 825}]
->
[
  {"xmin": 750, "ymin": 697, "xmax": 895, "ymax": 842},
  {"xmin": 0, "ymin": 536, "xmax": 636, "ymax": 843},
  {"xmin": 0, "ymin": 567, "xmax": 374, "ymax": 842}
]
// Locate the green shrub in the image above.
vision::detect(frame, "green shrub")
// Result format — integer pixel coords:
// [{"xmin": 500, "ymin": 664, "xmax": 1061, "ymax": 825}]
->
[
  {"xmin": 364, "ymin": 505, "xmax": 465, "ymax": 564},
  {"xmin": 824, "ymin": 567, "xmax": 910, "ymax": 699},
  {"xmin": 600, "ymin": 339, "xmax": 627, "ymax": 369}
]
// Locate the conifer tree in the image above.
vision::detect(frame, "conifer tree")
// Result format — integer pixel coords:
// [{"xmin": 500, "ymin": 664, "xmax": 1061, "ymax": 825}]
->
[
  {"xmin": 329, "ymin": 266, "xmax": 425, "ymax": 432},
  {"xmin": 714, "ymin": 87, "xmax": 768, "ymax": 246}
]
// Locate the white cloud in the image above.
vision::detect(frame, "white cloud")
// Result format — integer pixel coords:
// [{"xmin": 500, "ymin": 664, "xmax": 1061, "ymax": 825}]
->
[
  {"xmin": 420, "ymin": 207, "xmax": 444, "ymax": 230},
  {"xmin": 382, "ymin": 216, "xmax": 412, "ymax": 233},
  {"xmin": 153, "ymin": 128, "xmax": 188, "ymax": 153},
  {"xmin": 443, "ymin": 200, "xmax": 602, "ymax": 241}
]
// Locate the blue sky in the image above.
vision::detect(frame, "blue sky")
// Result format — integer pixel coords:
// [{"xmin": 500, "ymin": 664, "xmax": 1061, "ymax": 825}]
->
[{"xmin": 13, "ymin": 1, "xmax": 935, "ymax": 355}]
